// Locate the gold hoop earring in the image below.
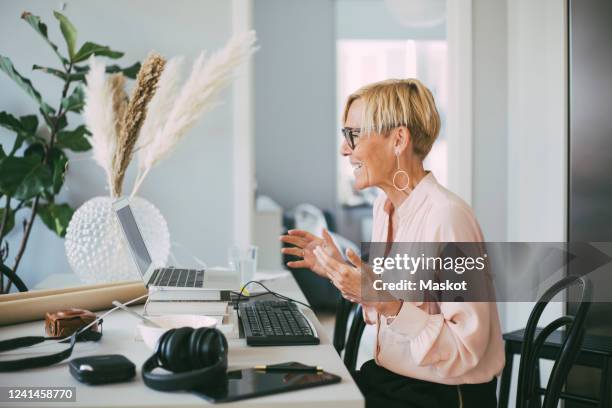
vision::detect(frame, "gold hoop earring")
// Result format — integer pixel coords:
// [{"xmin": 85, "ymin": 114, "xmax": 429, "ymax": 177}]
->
[{"xmin": 392, "ymin": 152, "xmax": 410, "ymax": 191}]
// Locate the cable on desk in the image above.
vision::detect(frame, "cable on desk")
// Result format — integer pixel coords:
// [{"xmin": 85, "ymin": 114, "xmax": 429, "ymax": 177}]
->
[{"xmin": 233, "ymin": 280, "xmax": 312, "ymax": 310}]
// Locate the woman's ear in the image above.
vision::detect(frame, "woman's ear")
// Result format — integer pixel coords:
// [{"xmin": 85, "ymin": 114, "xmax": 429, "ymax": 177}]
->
[{"xmin": 393, "ymin": 126, "xmax": 411, "ymax": 154}]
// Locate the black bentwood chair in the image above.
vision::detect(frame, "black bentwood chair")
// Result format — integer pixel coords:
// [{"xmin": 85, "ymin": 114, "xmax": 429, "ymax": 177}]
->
[
  {"xmin": 334, "ymin": 296, "xmax": 367, "ymax": 375},
  {"xmin": 507, "ymin": 275, "xmax": 592, "ymax": 408},
  {"xmin": 333, "ymin": 296, "xmax": 355, "ymax": 354}
]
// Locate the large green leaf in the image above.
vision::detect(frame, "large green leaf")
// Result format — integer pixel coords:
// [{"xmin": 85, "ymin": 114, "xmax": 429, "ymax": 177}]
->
[
  {"xmin": 0, "ymin": 112, "xmax": 40, "ymax": 152},
  {"xmin": 0, "ymin": 155, "xmax": 43, "ymax": 199},
  {"xmin": 108, "ymin": 62, "xmax": 141, "ymax": 79},
  {"xmin": 73, "ymin": 42, "xmax": 124, "ymax": 63},
  {"xmin": 61, "ymin": 85, "xmax": 85, "ymax": 113},
  {"xmin": 24, "ymin": 143, "xmax": 45, "ymax": 159},
  {"xmin": 0, "ymin": 111, "xmax": 22, "ymax": 133},
  {"xmin": 32, "ymin": 64, "xmax": 67, "ymax": 80},
  {"xmin": 0, "ymin": 56, "xmax": 54, "ymax": 116},
  {"xmin": 20, "ymin": 12, "xmax": 67, "ymax": 64},
  {"xmin": 56, "ymin": 125, "xmax": 91, "ymax": 151},
  {"xmin": 48, "ymin": 148, "xmax": 68, "ymax": 194},
  {"xmin": 0, "ymin": 156, "xmax": 36, "ymax": 196},
  {"xmin": 0, "ymin": 208, "xmax": 15, "ymax": 236},
  {"xmin": 0, "ymin": 145, "xmax": 5, "ymax": 160},
  {"xmin": 0, "ymin": 112, "xmax": 25, "ymax": 153},
  {"xmin": 0, "ymin": 112, "xmax": 38, "ymax": 135},
  {"xmin": 37, "ymin": 202, "xmax": 73, "ymax": 237},
  {"xmin": 0, "ymin": 143, "xmax": 53, "ymax": 200},
  {"xmin": 53, "ymin": 11, "xmax": 77, "ymax": 60},
  {"xmin": 15, "ymin": 162, "xmax": 52, "ymax": 200},
  {"xmin": 48, "ymin": 62, "xmax": 141, "ymax": 82},
  {"xmin": 41, "ymin": 109, "xmax": 68, "ymax": 132},
  {"xmin": 55, "ymin": 112, "xmax": 68, "ymax": 131},
  {"xmin": 22, "ymin": 145, "xmax": 69, "ymax": 195},
  {"xmin": 19, "ymin": 115, "xmax": 38, "ymax": 134}
]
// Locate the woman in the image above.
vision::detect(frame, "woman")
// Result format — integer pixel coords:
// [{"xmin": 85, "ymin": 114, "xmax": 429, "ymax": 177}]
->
[{"xmin": 281, "ymin": 79, "xmax": 504, "ymax": 407}]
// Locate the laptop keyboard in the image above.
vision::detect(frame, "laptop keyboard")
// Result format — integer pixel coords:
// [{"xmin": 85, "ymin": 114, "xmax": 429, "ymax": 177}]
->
[{"xmin": 151, "ymin": 268, "xmax": 204, "ymax": 288}]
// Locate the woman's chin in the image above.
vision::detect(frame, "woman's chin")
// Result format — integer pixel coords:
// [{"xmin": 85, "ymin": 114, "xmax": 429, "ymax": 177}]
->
[{"xmin": 353, "ymin": 177, "xmax": 371, "ymax": 191}]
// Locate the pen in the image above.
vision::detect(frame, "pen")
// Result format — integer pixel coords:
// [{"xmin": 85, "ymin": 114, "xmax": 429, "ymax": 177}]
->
[{"xmin": 254, "ymin": 365, "xmax": 323, "ymax": 373}]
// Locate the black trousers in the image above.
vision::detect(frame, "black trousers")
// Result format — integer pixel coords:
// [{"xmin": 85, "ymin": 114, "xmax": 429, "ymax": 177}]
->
[{"xmin": 355, "ymin": 360, "xmax": 498, "ymax": 408}]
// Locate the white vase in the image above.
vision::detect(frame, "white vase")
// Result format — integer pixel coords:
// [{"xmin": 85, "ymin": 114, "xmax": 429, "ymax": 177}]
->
[{"xmin": 65, "ymin": 196, "xmax": 170, "ymax": 284}]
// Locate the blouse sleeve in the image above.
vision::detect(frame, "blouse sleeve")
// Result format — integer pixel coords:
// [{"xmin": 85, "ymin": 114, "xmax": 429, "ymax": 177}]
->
[
  {"xmin": 384, "ymin": 301, "xmax": 491, "ymax": 378},
  {"xmin": 363, "ymin": 305, "xmax": 379, "ymax": 325}
]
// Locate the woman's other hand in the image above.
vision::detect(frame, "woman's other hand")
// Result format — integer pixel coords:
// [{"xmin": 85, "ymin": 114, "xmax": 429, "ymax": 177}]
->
[
  {"xmin": 314, "ymin": 246, "xmax": 364, "ymax": 302},
  {"xmin": 280, "ymin": 229, "xmax": 342, "ymax": 278},
  {"xmin": 314, "ymin": 246, "xmax": 403, "ymax": 317}
]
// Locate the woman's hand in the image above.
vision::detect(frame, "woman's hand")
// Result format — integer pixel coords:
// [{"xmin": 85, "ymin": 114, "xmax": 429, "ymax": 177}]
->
[
  {"xmin": 314, "ymin": 246, "xmax": 364, "ymax": 302},
  {"xmin": 280, "ymin": 229, "xmax": 343, "ymax": 278},
  {"xmin": 314, "ymin": 246, "xmax": 403, "ymax": 317}
]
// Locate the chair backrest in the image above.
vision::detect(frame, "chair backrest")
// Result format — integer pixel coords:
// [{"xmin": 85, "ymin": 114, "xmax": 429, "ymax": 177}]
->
[
  {"xmin": 333, "ymin": 296, "xmax": 367, "ymax": 374},
  {"xmin": 343, "ymin": 304, "xmax": 366, "ymax": 373},
  {"xmin": 516, "ymin": 275, "xmax": 592, "ymax": 408},
  {"xmin": 333, "ymin": 296, "xmax": 354, "ymax": 354}
]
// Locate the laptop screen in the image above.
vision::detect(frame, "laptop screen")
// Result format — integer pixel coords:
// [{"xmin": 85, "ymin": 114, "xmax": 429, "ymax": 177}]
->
[{"xmin": 116, "ymin": 204, "xmax": 153, "ymax": 277}]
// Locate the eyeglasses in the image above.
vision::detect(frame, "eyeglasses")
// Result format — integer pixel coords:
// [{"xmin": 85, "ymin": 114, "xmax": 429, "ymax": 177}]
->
[{"xmin": 341, "ymin": 127, "xmax": 361, "ymax": 150}]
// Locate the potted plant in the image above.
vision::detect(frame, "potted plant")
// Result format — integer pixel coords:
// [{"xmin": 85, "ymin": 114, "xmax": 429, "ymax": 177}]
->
[{"xmin": 0, "ymin": 11, "xmax": 139, "ymax": 293}]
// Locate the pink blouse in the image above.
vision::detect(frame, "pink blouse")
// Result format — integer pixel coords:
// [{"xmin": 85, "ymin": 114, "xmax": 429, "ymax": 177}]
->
[{"xmin": 363, "ymin": 172, "xmax": 505, "ymax": 385}]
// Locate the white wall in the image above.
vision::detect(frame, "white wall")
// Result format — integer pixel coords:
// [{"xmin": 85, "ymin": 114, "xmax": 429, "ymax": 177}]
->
[
  {"xmin": 507, "ymin": 1, "xmax": 567, "ymax": 400},
  {"xmin": 472, "ymin": 0, "xmax": 508, "ymax": 242},
  {"xmin": 232, "ymin": 0, "xmax": 255, "ymax": 249},
  {"xmin": 507, "ymin": 0, "xmax": 567, "ymax": 243},
  {"xmin": 0, "ymin": 0, "xmax": 239, "ymax": 288},
  {"xmin": 505, "ymin": 0, "xmax": 567, "ymax": 332},
  {"xmin": 472, "ymin": 0, "xmax": 566, "ymax": 404}
]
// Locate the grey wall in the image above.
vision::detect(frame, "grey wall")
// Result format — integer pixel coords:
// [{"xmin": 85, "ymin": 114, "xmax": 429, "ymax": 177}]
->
[
  {"xmin": 0, "ymin": 0, "xmax": 234, "ymax": 288},
  {"xmin": 253, "ymin": 0, "xmax": 337, "ymax": 211},
  {"xmin": 471, "ymin": 0, "xmax": 508, "ymax": 241}
]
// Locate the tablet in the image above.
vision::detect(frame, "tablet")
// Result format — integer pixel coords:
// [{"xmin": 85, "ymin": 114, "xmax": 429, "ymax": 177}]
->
[{"xmin": 192, "ymin": 366, "xmax": 342, "ymax": 403}]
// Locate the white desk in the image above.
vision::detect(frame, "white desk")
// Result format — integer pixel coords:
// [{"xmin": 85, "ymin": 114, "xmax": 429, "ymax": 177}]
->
[{"xmin": 0, "ymin": 276, "xmax": 364, "ymax": 408}]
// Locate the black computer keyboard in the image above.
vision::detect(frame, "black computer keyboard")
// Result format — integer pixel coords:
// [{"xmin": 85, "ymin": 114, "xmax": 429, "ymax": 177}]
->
[{"xmin": 239, "ymin": 300, "xmax": 320, "ymax": 346}]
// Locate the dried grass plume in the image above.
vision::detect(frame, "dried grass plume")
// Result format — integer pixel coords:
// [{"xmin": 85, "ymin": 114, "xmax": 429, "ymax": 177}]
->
[
  {"xmin": 108, "ymin": 74, "xmax": 128, "ymax": 173},
  {"xmin": 136, "ymin": 56, "xmax": 184, "ymax": 174},
  {"xmin": 82, "ymin": 57, "xmax": 117, "ymax": 193},
  {"xmin": 112, "ymin": 53, "xmax": 166, "ymax": 197}
]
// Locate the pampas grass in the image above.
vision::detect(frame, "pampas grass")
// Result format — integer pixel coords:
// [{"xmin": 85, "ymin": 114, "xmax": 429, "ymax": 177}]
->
[
  {"xmin": 83, "ymin": 31, "xmax": 257, "ymax": 199},
  {"xmin": 109, "ymin": 73, "xmax": 128, "ymax": 141},
  {"xmin": 136, "ymin": 56, "xmax": 184, "ymax": 174},
  {"xmin": 112, "ymin": 53, "xmax": 166, "ymax": 197},
  {"xmin": 131, "ymin": 31, "xmax": 257, "ymax": 197},
  {"xmin": 83, "ymin": 57, "xmax": 117, "ymax": 194}
]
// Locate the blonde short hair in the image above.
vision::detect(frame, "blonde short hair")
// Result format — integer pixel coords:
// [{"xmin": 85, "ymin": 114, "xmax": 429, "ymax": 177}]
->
[{"xmin": 342, "ymin": 79, "xmax": 441, "ymax": 158}]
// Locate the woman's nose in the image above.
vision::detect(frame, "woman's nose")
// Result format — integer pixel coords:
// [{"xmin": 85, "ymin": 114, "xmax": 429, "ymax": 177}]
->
[{"xmin": 340, "ymin": 138, "xmax": 352, "ymax": 156}]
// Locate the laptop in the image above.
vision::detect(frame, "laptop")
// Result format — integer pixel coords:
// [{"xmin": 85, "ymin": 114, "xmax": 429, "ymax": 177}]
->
[{"xmin": 113, "ymin": 198, "xmax": 238, "ymax": 301}]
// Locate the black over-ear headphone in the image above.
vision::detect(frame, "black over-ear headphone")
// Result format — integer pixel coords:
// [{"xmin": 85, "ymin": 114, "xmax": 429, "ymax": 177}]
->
[
  {"xmin": 0, "ymin": 325, "xmax": 103, "ymax": 372},
  {"xmin": 142, "ymin": 327, "xmax": 228, "ymax": 392}
]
